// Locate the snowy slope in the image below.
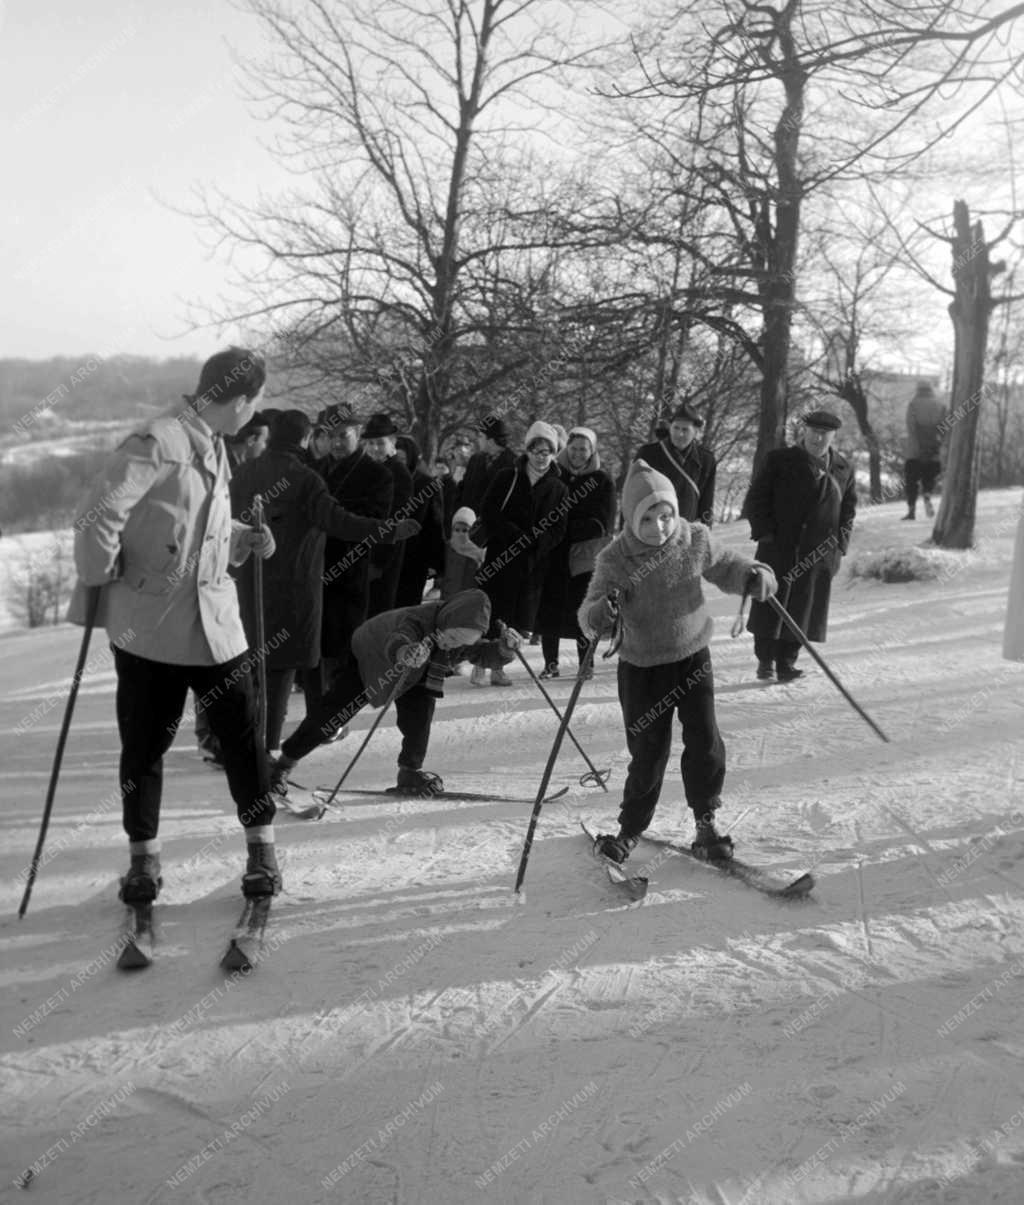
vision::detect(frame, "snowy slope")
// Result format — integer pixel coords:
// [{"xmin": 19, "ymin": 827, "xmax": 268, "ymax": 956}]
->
[{"xmin": 2, "ymin": 491, "xmax": 1024, "ymax": 1204}]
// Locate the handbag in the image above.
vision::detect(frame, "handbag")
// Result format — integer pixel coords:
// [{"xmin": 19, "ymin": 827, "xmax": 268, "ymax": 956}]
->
[{"xmin": 568, "ymin": 534, "xmax": 610, "ymax": 577}]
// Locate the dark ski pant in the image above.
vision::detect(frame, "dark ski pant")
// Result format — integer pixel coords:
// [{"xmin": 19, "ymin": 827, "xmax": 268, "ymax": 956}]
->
[
  {"xmin": 616, "ymin": 648, "xmax": 726, "ymax": 837},
  {"xmin": 905, "ymin": 457, "xmax": 940, "ymax": 510},
  {"xmin": 265, "ymin": 666, "xmax": 322, "ymax": 752},
  {"xmin": 280, "ymin": 660, "xmax": 435, "ymax": 770},
  {"xmin": 113, "ymin": 646, "xmax": 275, "ymax": 842},
  {"xmin": 540, "ymin": 634, "xmax": 589, "ymax": 672}
]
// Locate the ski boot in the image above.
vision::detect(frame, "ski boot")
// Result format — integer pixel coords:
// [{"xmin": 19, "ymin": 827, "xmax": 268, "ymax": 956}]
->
[
  {"xmin": 692, "ymin": 810, "xmax": 734, "ymax": 861},
  {"xmin": 594, "ymin": 830, "xmax": 639, "ymax": 865},
  {"xmin": 242, "ymin": 842, "xmax": 282, "ymax": 897},
  {"xmin": 395, "ymin": 767, "xmax": 444, "ymax": 797},
  {"xmin": 538, "ymin": 664, "xmax": 560, "ymax": 680},
  {"xmin": 119, "ymin": 853, "xmax": 162, "ymax": 903}
]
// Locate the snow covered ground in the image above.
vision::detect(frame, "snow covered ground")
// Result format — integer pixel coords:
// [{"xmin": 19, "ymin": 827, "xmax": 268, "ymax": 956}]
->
[{"xmin": 3, "ymin": 490, "xmax": 1024, "ymax": 1204}]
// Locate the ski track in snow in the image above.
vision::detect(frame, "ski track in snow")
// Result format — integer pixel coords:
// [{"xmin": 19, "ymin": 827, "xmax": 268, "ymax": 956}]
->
[{"xmin": 3, "ymin": 491, "xmax": 1024, "ymax": 1203}]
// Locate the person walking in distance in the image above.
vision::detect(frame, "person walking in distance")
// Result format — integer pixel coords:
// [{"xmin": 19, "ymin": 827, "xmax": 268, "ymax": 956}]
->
[
  {"xmin": 743, "ymin": 409, "xmax": 857, "ymax": 683},
  {"xmin": 67, "ymin": 348, "xmax": 284, "ymax": 901},
  {"xmin": 903, "ymin": 380, "xmax": 946, "ymax": 520}
]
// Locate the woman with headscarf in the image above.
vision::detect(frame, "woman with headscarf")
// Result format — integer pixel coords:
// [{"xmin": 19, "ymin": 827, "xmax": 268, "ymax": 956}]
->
[
  {"xmin": 534, "ymin": 426, "xmax": 617, "ymax": 679},
  {"xmin": 473, "ymin": 421, "xmax": 569, "ymax": 685}
]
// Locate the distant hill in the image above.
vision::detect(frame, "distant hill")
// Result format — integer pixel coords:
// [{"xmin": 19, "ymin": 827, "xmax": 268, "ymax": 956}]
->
[{"xmin": 0, "ymin": 354, "xmax": 202, "ymax": 435}]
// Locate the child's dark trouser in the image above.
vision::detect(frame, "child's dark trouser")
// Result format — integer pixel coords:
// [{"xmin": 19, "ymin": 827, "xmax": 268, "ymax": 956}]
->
[
  {"xmin": 616, "ymin": 647, "xmax": 726, "ymax": 837},
  {"xmin": 114, "ymin": 646, "xmax": 274, "ymax": 842},
  {"xmin": 279, "ymin": 663, "xmax": 435, "ymax": 770}
]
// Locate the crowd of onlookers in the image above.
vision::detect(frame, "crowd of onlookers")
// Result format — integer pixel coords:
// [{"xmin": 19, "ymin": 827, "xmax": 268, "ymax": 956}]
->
[
  {"xmin": 203, "ymin": 399, "xmax": 724, "ymax": 759},
  {"xmin": 206, "ymin": 376, "xmax": 951, "ymax": 756}
]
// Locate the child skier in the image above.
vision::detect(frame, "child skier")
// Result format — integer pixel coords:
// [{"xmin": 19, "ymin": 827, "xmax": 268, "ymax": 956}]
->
[
  {"xmin": 270, "ymin": 589, "xmax": 521, "ymax": 796},
  {"xmin": 578, "ymin": 460, "xmax": 777, "ymax": 862}
]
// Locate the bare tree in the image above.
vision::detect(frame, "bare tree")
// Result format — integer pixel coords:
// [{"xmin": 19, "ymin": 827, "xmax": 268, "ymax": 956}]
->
[
  {"xmin": 614, "ymin": 0, "xmax": 1024, "ymax": 475},
  {"xmin": 191, "ymin": 0, "xmax": 605, "ymax": 458}
]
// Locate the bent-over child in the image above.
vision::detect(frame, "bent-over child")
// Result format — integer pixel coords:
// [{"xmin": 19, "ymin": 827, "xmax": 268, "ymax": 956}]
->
[{"xmin": 270, "ymin": 589, "xmax": 520, "ymax": 796}]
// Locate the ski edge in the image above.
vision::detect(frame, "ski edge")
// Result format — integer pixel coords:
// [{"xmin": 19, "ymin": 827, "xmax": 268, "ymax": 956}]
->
[{"xmin": 641, "ymin": 834, "xmax": 815, "ymax": 899}]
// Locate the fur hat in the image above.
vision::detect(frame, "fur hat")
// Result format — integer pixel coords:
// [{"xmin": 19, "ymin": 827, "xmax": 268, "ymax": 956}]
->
[
  {"xmin": 317, "ymin": 401, "xmax": 362, "ymax": 431},
  {"xmin": 361, "ymin": 411, "xmax": 399, "ymax": 439},
  {"xmin": 478, "ymin": 414, "xmax": 510, "ymax": 446},
  {"xmin": 670, "ymin": 402, "xmax": 704, "ymax": 427},
  {"xmin": 394, "ymin": 433, "xmax": 420, "ymax": 473},
  {"xmin": 622, "ymin": 459, "xmax": 678, "ymax": 538},
  {"xmin": 524, "ymin": 421, "xmax": 559, "ymax": 453}
]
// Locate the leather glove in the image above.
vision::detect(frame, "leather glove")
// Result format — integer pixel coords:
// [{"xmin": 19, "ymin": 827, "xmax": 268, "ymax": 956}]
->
[{"xmin": 239, "ymin": 526, "xmax": 276, "ymax": 560}]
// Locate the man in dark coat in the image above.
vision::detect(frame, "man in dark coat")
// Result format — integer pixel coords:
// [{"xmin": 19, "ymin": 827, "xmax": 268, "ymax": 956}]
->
[
  {"xmin": 230, "ymin": 409, "xmax": 418, "ymax": 750},
  {"xmin": 394, "ymin": 433, "xmax": 446, "ymax": 606},
  {"xmin": 362, "ymin": 411, "xmax": 413, "ymax": 617},
  {"xmin": 317, "ymin": 403, "xmax": 393, "ymax": 684},
  {"xmin": 744, "ymin": 409, "xmax": 857, "ymax": 682},
  {"xmin": 534, "ymin": 426, "xmax": 617, "ymax": 679},
  {"xmin": 458, "ymin": 414, "xmax": 516, "ymax": 514},
  {"xmin": 475, "ymin": 421, "xmax": 569, "ymax": 685},
  {"xmin": 634, "ymin": 402, "xmax": 717, "ymax": 526}
]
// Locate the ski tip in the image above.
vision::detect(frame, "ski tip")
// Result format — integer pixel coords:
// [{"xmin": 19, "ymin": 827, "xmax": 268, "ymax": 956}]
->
[
  {"xmin": 220, "ymin": 941, "xmax": 253, "ymax": 973},
  {"xmin": 117, "ymin": 941, "xmax": 152, "ymax": 971},
  {"xmin": 782, "ymin": 873, "xmax": 816, "ymax": 898}
]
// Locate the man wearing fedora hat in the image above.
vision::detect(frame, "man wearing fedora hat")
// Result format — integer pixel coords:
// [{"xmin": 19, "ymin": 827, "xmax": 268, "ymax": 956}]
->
[
  {"xmin": 362, "ymin": 411, "xmax": 413, "ymax": 616},
  {"xmin": 743, "ymin": 408, "xmax": 857, "ymax": 682},
  {"xmin": 634, "ymin": 402, "xmax": 718, "ymax": 526}
]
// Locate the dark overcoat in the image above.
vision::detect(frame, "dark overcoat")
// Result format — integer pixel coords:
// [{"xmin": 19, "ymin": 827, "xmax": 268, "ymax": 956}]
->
[
  {"xmin": 476, "ymin": 457, "xmax": 568, "ymax": 633},
  {"xmin": 230, "ymin": 445, "xmax": 397, "ymax": 669},
  {"xmin": 535, "ymin": 463, "xmax": 617, "ymax": 638},
  {"xmin": 369, "ymin": 456, "xmax": 413, "ymax": 616},
  {"xmin": 458, "ymin": 446, "xmax": 516, "ymax": 514},
  {"xmin": 320, "ymin": 449, "xmax": 393, "ymax": 658},
  {"xmin": 396, "ymin": 467, "xmax": 446, "ymax": 606},
  {"xmin": 744, "ymin": 444, "xmax": 857, "ymax": 643},
  {"xmin": 634, "ymin": 438, "xmax": 718, "ymax": 526}
]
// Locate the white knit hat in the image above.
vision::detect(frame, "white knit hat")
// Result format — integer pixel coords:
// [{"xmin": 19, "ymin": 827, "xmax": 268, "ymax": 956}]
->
[{"xmin": 524, "ymin": 421, "xmax": 558, "ymax": 453}]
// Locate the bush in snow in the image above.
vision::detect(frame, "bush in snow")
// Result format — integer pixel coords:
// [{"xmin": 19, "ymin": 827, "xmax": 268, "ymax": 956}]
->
[{"xmin": 846, "ymin": 544, "xmax": 968, "ymax": 583}]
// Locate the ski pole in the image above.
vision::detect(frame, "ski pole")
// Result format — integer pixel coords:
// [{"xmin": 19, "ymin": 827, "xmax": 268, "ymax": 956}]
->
[
  {"xmin": 252, "ymin": 494, "xmax": 268, "ymax": 747},
  {"xmin": 514, "ymin": 633, "xmax": 601, "ymax": 894},
  {"xmin": 18, "ymin": 584, "xmax": 101, "ymax": 918},
  {"xmin": 499, "ymin": 623, "xmax": 609, "ymax": 789},
  {"xmin": 317, "ymin": 663, "xmax": 413, "ymax": 812},
  {"xmin": 766, "ymin": 594, "xmax": 889, "ymax": 743}
]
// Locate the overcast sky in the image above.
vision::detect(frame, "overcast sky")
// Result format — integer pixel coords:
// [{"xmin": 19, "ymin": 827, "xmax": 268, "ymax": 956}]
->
[
  {"xmin": 2, "ymin": 0, "xmax": 284, "ymax": 360},
  {"xmin": 2, "ymin": 0, "xmax": 1019, "ymax": 371}
]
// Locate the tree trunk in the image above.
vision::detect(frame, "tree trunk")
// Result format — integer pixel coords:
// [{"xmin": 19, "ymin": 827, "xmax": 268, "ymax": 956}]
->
[{"xmin": 932, "ymin": 201, "xmax": 992, "ymax": 548}]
